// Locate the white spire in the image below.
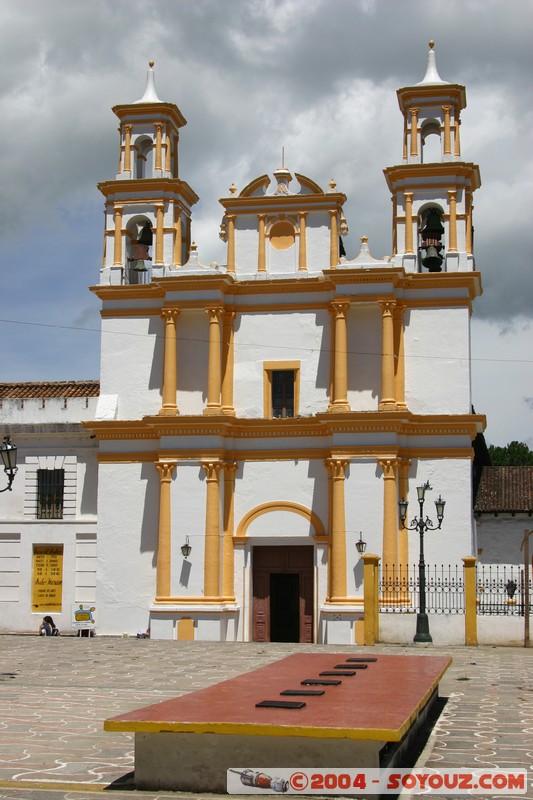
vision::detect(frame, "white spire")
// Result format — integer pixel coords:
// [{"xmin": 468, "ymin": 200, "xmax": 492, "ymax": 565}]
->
[
  {"xmin": 134, "ymin": 61, "xmax": 162, "ymax": 103},
  {"xmin": 417, "ymin": 41, "xmax": 449, "ymax": 86}
]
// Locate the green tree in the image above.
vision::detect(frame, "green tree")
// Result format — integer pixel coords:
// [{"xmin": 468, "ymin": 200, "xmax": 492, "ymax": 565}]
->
[{"xmin": 488, "ymin": 440, "xmax": 533, "ymax": 466}]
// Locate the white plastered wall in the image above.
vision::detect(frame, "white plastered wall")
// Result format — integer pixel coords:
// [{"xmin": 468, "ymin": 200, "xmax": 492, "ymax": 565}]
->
[
  {"xmin": 404, "ymin": 306, "xmax": 471, "ymax": 414},
  {"xmin": 175, "ymin": 310, "xmax": 209, "ymax": 415},
  {"xmin": 346, "ymin": 305, "xmax": 381, "ymax": 410}
]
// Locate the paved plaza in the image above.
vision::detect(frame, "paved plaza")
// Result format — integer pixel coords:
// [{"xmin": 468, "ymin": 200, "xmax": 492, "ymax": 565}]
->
[{"xmin": 0, "ymin": 636, "xmax": 532, "ymax": 799}]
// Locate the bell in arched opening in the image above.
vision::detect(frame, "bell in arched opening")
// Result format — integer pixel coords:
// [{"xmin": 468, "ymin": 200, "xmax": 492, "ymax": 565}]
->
[{"xmin": 420, "ymin": 207, "xmax": 444, "ymax": 272}]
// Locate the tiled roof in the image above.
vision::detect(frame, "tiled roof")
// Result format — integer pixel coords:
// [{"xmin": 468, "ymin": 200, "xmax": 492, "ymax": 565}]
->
[
  {"xmin": 475, "ymin": 466, "xmax": 533, "ymax": 513},
  {"xmin": 0, "ymin": 381, "xmax": 100, "ymax": 399}
]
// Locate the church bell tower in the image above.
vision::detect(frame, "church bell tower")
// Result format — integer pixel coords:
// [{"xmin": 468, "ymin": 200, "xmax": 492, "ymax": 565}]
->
[
  {"xmin": 98, "ymin": 62, "xmax": 199, "ymax": 285},
  {"xmin": 384, "ymin": 42, "xmax": 481, "ymax": 273}
]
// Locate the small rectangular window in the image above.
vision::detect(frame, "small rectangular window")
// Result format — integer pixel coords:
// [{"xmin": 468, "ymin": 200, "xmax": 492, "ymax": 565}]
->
[
  {"xmin": 263, "ymin": 361, "xmax": 300, "ymax": 418},
  {"xmin": 272, "ymin": 370, "xmax": 295, "ymax": 418},
  {"xmin": 37, "ymin": 469, "xmax": 65, "ymax": 520}
]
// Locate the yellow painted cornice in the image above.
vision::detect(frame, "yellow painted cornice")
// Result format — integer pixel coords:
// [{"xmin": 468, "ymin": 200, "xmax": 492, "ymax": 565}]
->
[
  {"xmin": 384, "ymin": 162, "xmax": 481, "ymax": 192},
  {"xmin": 85, "ymin": 410, "xmax": 486, "ymax": 446},
  {"xmin": 396, "ymin": 82, "xmax": 466, "ymax": 113},
  {"xmin": 98, "ymin": 178, "xmax": 199, "ymax": 206},
  {"xmin": 89, "ymin": 284, "xmax": 166, "ymax": 301},
  {"xmin": 112, "ymin": 102, "xmax": 187, "ymax": 129},
  {"xmin": 219, "ymin": 192, "xmax": 347, "ymax": 212}
]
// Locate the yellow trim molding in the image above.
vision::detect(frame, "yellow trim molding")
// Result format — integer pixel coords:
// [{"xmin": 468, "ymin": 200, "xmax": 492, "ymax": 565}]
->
[{"xmin": 236, "ymin": 500, "xmax": 325, "ymax": 538}]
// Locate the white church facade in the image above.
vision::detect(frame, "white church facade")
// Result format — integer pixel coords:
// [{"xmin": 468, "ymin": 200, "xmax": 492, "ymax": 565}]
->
[{"xmin": 0, "ymin": 44, "xmax": 485, "ymax": 642}]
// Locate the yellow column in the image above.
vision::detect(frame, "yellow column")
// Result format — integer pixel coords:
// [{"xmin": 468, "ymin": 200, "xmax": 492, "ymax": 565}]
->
[
  {"xmin": 404, "ymin": 192, "xmax": 414, "ymax": 254},
  {"xmin": 454, "ymin": 113, "xmax": 461, "ymax": 157},
  {"xmin": 123, "ymin": 125, "xmax": 132, "ymax": 174},
  {"xmin": 362, "ymin": 553, "xmax": 380, "ymax": 645},
  {"xmin": 221, "ymin": 311, "xmax": 235, "ymax": 415},
  {"xmin": 113, "ymin": 205, "xmax": 123, "ymax": 265},
  {"xmin": 329, "ymin": 210, "xmax": 339, "ymax": 267},
  {"xmin": 173, "ymin": 131, "xmax": 179, "ymax": 177},
  {"xmin": 393, "ymin": 303, "xmax": 406, "ymax": 410},
  {"xmin": 257, "ymin": 214, "xmax": 266, "ymax": 273},
  {"xmin": 326, "ymin": 459, "xmax": 349, "ymax": 601},
  {"xmin": 402, "ymin": 117, "xmax": 408, "ymax": 161},
  {"xmin": 330, "ymin": 301, "xmax": 350, "ymax": 412},
  {"xmin": 298, "ymin": 212, "xmax": 307, "ymax": 271},
  {"xmin": 398, "ymin": 460, "xmax": 411, "ymax": 599},
  {"xmin": 202, "ymin": 462, "xmax": 222, "ymax": 598},
  {"xmin": 165, "ymin": 127, "xmax": 172, "ymax": 174},
  {"xmin": 409, "ymin": 107, "xmax": 419, "ymax": 158},
  {"xmin": 448, "ymin": 190, "xmax": 458, "ymax": 252},
  {"xmin": 154, "ymin": 122, "xmax": 163, "ymax": 172},
  {"xmin": 462, "ymin": 556, "xmax": 478, "ymax": 646},
  {"xmin": 155, "ymin": 461, "xmax": 177, "ymax": 599},
  {"xmin": 159, "ymin": 308, "xmax": 179, "ymax": 415},
  {"xmin": 227, "ymin": 214, "xmax": 236, "ymax": 274},
  {"xmin": 155, "ymin": 203, "xmax": 165, "ymax": 265},
  {"xmin": 379, "ymin": 301, "xmax": 396, "ymax": 410},
  {"xmin": 173, "ymin": 206, "xmax": 182, "ymax": 266},
  {"xmin": 465, "ymin": 192, "xmax": 473, "ymax": 255},
  {"xmin": 379, "ymin": 459, "xmax": 399, "ymax": 588},
  {"xmin": 442, "ymin": 106, "xmax": 452, "ymax": 156},
  {"xmin": 328, "ymin": 306, "xmax": 336, "ymax": 408},
  {"xmin": 205, "ymin": 307, "xmax": 222, "ymax": 415},
  {"xmin": 222, "ymin": 463, "xmax": 237, "ymax": 601}
]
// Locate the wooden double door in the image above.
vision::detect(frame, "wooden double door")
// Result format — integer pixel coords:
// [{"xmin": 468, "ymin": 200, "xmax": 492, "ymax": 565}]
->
[{"xmin": 252, "ymin": 545, "xmax": 313, "ymax": 643}]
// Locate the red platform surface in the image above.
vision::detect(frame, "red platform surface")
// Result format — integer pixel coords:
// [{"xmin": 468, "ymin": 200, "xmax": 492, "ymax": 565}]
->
[{"xmin": 105, "ymin": 652, "xmax": 450, "ymax": 742}]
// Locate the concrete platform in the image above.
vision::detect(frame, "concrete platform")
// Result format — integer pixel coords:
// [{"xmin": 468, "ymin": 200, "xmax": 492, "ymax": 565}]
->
[{"xmin": 105, "ymin": 652, "xmax": 451, "ymax": 793}]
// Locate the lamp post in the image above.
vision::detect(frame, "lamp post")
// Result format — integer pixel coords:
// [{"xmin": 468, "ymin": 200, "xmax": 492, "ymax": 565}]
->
[
  {"xmin": 0, "ymin": 437, "xmax": 18, "ymax": 493},
  {"xmin": 398, "ymin": 480, "xmax": 445, "ymax": 643}
]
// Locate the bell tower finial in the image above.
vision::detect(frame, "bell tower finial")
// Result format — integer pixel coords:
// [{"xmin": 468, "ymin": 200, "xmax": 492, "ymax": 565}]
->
[
  {"xmin": 135, "ymin": 60, "xmax": 162, "ymax": 104},
  {"xmin": 417, "ymin": 39, "xmax": 448, "ymax": 86}
]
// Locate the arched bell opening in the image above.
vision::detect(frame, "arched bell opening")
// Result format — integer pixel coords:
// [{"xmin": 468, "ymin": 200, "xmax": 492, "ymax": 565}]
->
[
  {"xmin": 418, "ymin": 204, "xmax": 445, "ymax": 273},
  {"xmin": 134, "ymin": 135, "xmax": 154, "ymax": 179},
  {"xmin": 420, "ymin": 119, "xmax": 442, "ymax": 164},
  {"xmin": 126, "ymin": 216, "xmax": 153, "ymax": 284}
]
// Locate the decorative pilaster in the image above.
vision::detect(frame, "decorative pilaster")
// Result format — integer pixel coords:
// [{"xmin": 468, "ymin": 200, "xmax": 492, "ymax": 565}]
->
[
  {"xmin": 173, "ymin": 206, "xmax": 182, "ymax": 266},
  {"xmin": 391, "ymin": 195, "xmax": 397, "ymax": 256},
  {"xmin": 113, "ymin": 205, "xmax": 123, "ymax": 265},
  {"xmin": 328, "ymin": 306, "xmax": 336, "ymax": 408},
  {"xmin": 155, "ymin": 460, "xmax": 177, "ymax": 599},
  {"xmin": 454, "ymin": 114, "xmax": 461, "ymax": 158},
  {"xmin": 448, "ymin": 189, "xmax": 458, "ymax": 252},
  {"xmin": 204, "ymin": 307, "xmax": 222, "ymax": 415},
  {"xmin": 379, "ymin": 301, "xmax": 396, "ymax": 410},
  {"xmin": 379, "ymin": 459, "xmax": 399, "ymax": 583},
  {"xmin": 155, "ymin": 203, "xmax": 165, "ymax": 264},
  {"xmin": 403, "ymin": 192, "xmax": 414, "ymax": 254},
  {"xmin": 409, "ymin": 107, "xmax": 419, "ymax": 158},
  {"xmin": 222, "ymin": 463, "xmax": 238, "ymax": 601},
  {"xmin": 330, "ymin": 301, "xmax": 351, "ymax": 412},
  {"xmin": 329, "ymin": 210, "xmax": 339, "ymax": 267},
  {"xmin": 257, "ymin": 214, "xmax": 266, "ymax": 273},
  {"xmin": 227, "ymin": 214, "xmax": 236, "ymax": 274},
  {"xmin": 393, "ymin": 303, "xmax": 406, "ymax": 410},
  {"xmin": 298, "ymin": 212, "xmax": 307, "ymax": 271},
  {"xmin": 154, "ymin": 122, "xmax": 163, "ymax": 172},
  {"xmin": 123, "ymin": 125, "xmax": 132, "ymax": 174},
  {"xmin": 221, "ymin": 311, "xmax": 236, "ymax": 415},
  {"xmin": 165, "ymin": 126, "xmax": 172, "ymax": 173},
  {"xmin": 159, "ymin": 308, "xmax": 179, "ymax": 415},
  {"xmin": 398, "ymin": 460, "xmax": 411, "ymax": 598},
  {"xmin": 202, "ymin": 462, "xmax": 222, "ymax": 597},
  {"xmin": 325, "ymin": 458, "xmax": 349, "ymax": 601},
  {"xmin": 442, "ymin": 106, "xmax": 452, "ymax": 156},
  {"xmin": 465, "ymin": 192, "xmax": 473, "ymax": 255}
]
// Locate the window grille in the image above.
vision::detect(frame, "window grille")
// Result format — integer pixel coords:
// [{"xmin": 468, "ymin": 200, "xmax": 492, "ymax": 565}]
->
[
  {"xmin": 272, "ymin": 370, "xmax": 295, "ymax": 418},
  {"xmin": 37, "ymin": 469, "xmax": 65, "ymax": 520}
]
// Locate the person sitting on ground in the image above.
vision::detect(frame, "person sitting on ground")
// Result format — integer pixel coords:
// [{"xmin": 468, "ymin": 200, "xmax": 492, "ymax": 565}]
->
[{"xmin": 39, "ymin": 615, "xmax": 59, "ymax": 636}]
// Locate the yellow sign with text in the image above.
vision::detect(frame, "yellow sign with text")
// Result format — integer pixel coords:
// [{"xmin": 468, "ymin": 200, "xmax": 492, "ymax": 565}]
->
[{"xmin": 32, "ymin": 545, "xmax": 63, "ymax": 612}]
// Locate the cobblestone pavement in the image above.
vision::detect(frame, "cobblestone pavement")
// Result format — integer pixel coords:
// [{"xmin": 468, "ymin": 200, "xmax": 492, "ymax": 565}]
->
[{"xmin": 0, "ymin": 636, "xmax": 532, "ymax": 799}]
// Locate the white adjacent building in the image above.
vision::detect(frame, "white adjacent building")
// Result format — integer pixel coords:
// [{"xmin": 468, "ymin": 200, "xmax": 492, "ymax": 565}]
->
[{"xmin": 0, "ymin": 43, "xmax": 485, "ymax": 642}]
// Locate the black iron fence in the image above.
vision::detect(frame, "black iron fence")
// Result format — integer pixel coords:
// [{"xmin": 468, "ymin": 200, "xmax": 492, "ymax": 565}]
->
[{"xmin": 378, "ymin": 563, "xmax": 531, "ymax": 616}]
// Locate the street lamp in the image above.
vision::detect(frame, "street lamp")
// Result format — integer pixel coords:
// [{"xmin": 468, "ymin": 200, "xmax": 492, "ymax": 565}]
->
[
  {"xmin": 355, "ymin": 531, "xmax": 367, "ymax": 555},
  {"xmin": 181, "ymin": 536, "xmax": 192, "ymax": 559},
  {"xmin": 398, "ymin": 480, "xmax": 445, "ymax": 643},
  {"xmin": 0, "ymin": 437, "xmax": 18, "ymax": 493}
]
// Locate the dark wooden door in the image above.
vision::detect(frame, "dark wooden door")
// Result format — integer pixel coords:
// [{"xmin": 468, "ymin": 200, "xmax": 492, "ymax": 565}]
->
[{"xmin": 252, "ymin": 546, "xmax": 313, "ymax": 643}]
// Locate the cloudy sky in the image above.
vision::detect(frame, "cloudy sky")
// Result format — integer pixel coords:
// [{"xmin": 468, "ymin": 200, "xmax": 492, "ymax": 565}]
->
[{"xmin": 0, "ymin": 0, "xmax": 531, "ymax": 447}]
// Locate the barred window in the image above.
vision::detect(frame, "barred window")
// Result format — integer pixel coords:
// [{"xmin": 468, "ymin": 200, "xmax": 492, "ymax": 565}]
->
[
  {"xmin": 272, "ymin": 370, "xmax": 295, "ymax": 418},
  {"xmin": 37, "ymin": 469, "xmax": 65, "ymax": 520}
]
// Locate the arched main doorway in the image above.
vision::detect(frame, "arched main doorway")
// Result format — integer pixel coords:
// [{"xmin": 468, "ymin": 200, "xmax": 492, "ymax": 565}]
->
[{"xmin": 252, "ymin": 545, "xmax": 313, "ymax": 643}]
